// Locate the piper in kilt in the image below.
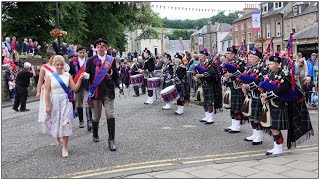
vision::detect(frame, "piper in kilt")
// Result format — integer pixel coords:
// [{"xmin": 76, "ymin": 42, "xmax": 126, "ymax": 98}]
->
[
  {"xmin": 173, "ymin": 54, "xmax": 189, "ymax": 115},
  {"xmin": 238, "ymin": 49, "xmax": 267, "ymax": 145},
  {"xmin": 194, "ymin": 52, "xmax": 215, "ymax": 124},
  {"xmin": 160, "ymin": 54, "xmax": 174, "ymax": 110},
  {"xmin": 69, "ymin": 47, "xmax": 93, "ymax": 131},
  {"xmin": 260, "ymin": 53, "xmax": 314, "ymax": 155},
  {"xmin": 212, "ymin": 55, "xmax": 223, "ymax": 113},
  {"xmin": 222, "ymin": 45, "xmax": 246, "ymax": 133}
]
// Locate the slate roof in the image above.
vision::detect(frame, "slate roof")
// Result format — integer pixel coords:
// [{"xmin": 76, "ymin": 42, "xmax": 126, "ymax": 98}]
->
[
  {"xmin": 285, "ymin": 2, "xmax": 318, "ymax": 19},
  {"xmin": 191, "ymin": 23, "xmax": 232, "ymax": 36},
  {"xmin": 221, "ymin": 33, "xmax": 232, "ymax": 42},
  {"xmin": 291, "ymin": 22, "xmax": 319, "ymax": 40},
  {"xmin": 168, "ymin": 40, "xmax": 191, "ymax": 52},
  {"xmin": 262, "ymin": 2, "xmax": 290, "ymax": 18}
]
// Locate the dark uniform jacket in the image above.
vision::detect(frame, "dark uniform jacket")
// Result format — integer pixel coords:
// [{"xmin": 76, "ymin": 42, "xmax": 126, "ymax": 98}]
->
[
  {"xmin": 69, "ymin": 57, "xmax": 89, "ymax": 92},
  {"xmin": 142, "ymin": 57, "xmax": 155, "ymax": 78},
  {"xmin": 86, "ymin": 55, "xmax": 121, "ymax": 100}
]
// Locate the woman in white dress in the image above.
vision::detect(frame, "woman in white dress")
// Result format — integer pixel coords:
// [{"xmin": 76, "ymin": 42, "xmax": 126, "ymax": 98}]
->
[
  {"xmin": 44, "ymin": 55, "xmax": 85, "ymax": 157},
  {"xmin": 37, "ymin": 51, "xmax": 56, "ymax": 125}
]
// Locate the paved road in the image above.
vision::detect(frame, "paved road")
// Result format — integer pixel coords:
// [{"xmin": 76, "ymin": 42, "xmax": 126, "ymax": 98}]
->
[{"xmin": 1, "ymin": 89, "xmax": 318, "ymax": 178}]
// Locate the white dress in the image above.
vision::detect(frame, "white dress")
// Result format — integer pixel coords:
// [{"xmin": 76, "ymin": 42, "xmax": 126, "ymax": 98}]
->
[
  {"xmin": 38, "ymin": 65, "xmax": 56, "ymax": 123},
  {"xmin": 43, "ymin": 72, "xmax": 74, "ymax": 138}
]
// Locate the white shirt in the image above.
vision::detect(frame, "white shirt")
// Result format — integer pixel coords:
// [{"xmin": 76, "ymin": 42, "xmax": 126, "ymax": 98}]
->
[
  {"xmin": 98, "ymin": 54, "xmax": 106, "ymax": 63},
  {"xmin": 78, "ymin": 57, "xmax": 86, "ymax": 67}
]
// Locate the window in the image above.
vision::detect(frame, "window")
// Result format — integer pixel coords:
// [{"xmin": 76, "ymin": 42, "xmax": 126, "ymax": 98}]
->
[
  {"xmin": 276, "ymin": 21, "xmax": 281, "ymax": 37},
  {"xmin": 277, "ymin": 45, "xmax": 281, "ymax": 52},
  {"xmin": 247, "ymin": 21, "xmax": 251, "ymax": 28},
  {"xmin": 267, "ymin": 24, "xmax": 271, "ymax": 38},
  {"xmin": 222, "ymin": 42, "xmax": 225, "ymax": 51},
  {"xmin": 262, "ymin": 3, "xmax": 268, "ymax": 13},
  {"xmin": 235, "ymin": 36, "xmax": 239, "ymax": 45},
  {"xmin": 228, "ymin": 40, "xmax": 231, "ymax": 47},
  {"xmin": 235, "ymin": 25, "xmax": 238, "ymax": 31},
  {"xmin": 248, "ymin": 33, "xmax": 252, "ymax": 43},
  {"xmin": 241, "ymin": 34, "xmax": 245, "ymax": 43},
  {"xmin": 241, "ymin": 23, "xmax": 244, "ymax": 30},
  {"xmin": 257, "ymin": 31, "xmax": 261, "ymax": 38},
  {"xmin": 293, "ymin": 5, "xmax": 302, "ymax": 16},
  {"xmin": 274, "ymin": 2, "xmax": 283, "ymax": 10}
]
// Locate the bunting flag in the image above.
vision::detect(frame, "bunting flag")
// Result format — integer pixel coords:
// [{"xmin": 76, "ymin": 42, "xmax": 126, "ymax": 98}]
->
[
  {"xmin": 287, "ymin": 33, "xmax": 293, "ymax": 57},
  {"xmin": 118, "ymin": 2, "xmax": 241, "ymax": 12},
  {"xmin": 265, "ymin": 37, "xmax": 274, "ymax": 54}
]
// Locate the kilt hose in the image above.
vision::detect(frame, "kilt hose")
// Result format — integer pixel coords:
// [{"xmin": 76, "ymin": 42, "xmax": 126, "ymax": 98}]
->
[
  {"xmin": 287, "ymin": 100, "xmax": 314, "ymax": 149},
  {"xmin": 269, "ymin": 100, "xmax": 289, "ymax": 130},
  {"xmin": 250, "ymin": 98, "xmax": 262, "ymax": 120},
  {"xmin": 202, "ymin": 81, "xmax": 215, "ymax": 104},
  {"xmin": 231, "ymin": 87, "xmax": 244, "ymax": 113}
]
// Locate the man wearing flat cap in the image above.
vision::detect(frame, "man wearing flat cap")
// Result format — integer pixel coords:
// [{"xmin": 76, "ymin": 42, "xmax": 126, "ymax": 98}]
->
[
  {"xmin": 86, "ymin": 38, "xmax": 122, "ymax": 151},
  {"xmin": 13, "ymin": 62, "xmax": 36, "ymax": 112},
  {"xmin": 223, "ymin": 45, "xmax": 247, "ymax": 133},
  {"xmin": 240, "ymin": 48, "xmax": 267, "ymax": 145}
]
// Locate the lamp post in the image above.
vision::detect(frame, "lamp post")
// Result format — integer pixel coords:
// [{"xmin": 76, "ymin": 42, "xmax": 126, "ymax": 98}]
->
[{"xmin": 56, "ymin": 2, "xmax": 61, "ymax": 55}]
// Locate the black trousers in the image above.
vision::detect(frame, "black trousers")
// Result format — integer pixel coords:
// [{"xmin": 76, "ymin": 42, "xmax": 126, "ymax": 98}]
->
[{"xmin": 13, "ymin": 85, "xmax": 28, "ymax": 110}]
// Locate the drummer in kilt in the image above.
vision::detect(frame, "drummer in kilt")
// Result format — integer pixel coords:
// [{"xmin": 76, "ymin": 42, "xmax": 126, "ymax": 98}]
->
[
  {"xmin": 222, "ymin": 46, "xmax": 246, "ymax": 133},
  {"xmin": 160, "ymin": 54, "xmax": 174, "ymax": 110},
  {"xmin": 238, "ymin": 49, "xmax": 266, "ymax": 145},
  {"xmin": 260, "ymin": 53, "xmax": 314, "ymax": 155},
  {"xmin": 194, "ymin": 52, "xmax": 215, "ymax": 124},
  {"xmin": 173, "ymin": 53, "xmax": 189, "ymax": 115},
  {"xmin": 138, "ymin": 49, "xmax": 155, "ymax": 104}
]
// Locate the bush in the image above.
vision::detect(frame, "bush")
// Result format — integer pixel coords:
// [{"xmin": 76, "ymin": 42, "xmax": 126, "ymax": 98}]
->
[{"xmin": 18, "ymin": 54, "xmax": 42, "ymax": 59}]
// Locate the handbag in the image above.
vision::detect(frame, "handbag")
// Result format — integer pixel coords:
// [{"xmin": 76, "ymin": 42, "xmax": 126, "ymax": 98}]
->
[{"xmin": 223, "ymin": 87, "xmax": 231, "ymax": 109}]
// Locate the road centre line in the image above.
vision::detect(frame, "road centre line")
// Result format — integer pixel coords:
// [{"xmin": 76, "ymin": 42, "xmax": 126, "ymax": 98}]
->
[{"xmin": 53, "ymin": 144, "xmax": 317, "ymax": 178}]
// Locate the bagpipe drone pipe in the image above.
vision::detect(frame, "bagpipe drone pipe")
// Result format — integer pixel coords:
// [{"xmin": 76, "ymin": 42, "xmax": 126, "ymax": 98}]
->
[{"xmin": 258, "ymin": 77, "xmax": 304, "ymax": 102}]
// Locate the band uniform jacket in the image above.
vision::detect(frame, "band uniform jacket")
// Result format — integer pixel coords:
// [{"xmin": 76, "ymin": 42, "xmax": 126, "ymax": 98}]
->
[
  {"xmin": 142, "ymin": 57, "xmax": 155, "ymax": 78},
  {"xmin": 69, "ymin": 58, "xmax": 89, "ymax": 92},
  {"xmin": 86, "ymin": 55, "xmax": 121, "ymax": 100}
]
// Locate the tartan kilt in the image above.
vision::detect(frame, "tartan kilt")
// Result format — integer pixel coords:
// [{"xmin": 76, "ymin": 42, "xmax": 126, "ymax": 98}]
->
[
  {"xmin": 250, "ymin": 98, "xmax": 262, "ymax": 120},
  {"xmin": 202, "ymin": 81, "xmax": 214, "ymax": 103},
  {"xmin": 231, "ymin": 88, "xmax": 244, "ymax": 111},
  {"xmin": 213, "ymin": 81, "xmax": 223, "ymax": 109},
  {"xmin": 269, "ymin": 100, "xmax": 289, "ymax": 130}
]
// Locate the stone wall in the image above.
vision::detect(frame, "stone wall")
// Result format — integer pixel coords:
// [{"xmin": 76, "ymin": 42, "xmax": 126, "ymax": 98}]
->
[{"xmin": 2, "ymin": 69, "xmax": 38, "ymax": 102}]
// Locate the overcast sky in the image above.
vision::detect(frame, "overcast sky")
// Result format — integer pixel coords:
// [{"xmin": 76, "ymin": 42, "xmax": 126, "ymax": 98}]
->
[{"xmin": 151, "ymin": 2, "xmax": 260, "ymax": 20}]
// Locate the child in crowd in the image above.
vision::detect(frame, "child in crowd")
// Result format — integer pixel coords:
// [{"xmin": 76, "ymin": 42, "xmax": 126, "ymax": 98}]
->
[
  {"xmin": 303, "ymin": 77, "xmax": 315, "ymax": 106},
  {"xmin": 8, "ymin": 75, "xmax": 16, "ymax": 102}
]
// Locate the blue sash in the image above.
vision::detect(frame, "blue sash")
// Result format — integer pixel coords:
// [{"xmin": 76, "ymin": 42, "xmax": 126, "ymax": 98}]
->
[
  {"xmin": 51, "ymin": 72, "xmax": 73, "ymax": 102},
  {"xmin": 88, "ymin": 55, "xmax": 114, "ymax": 105}
]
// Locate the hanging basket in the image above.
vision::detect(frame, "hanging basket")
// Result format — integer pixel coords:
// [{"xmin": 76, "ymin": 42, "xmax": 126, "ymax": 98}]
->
[
  {"xmin": 257, "ymin": 37, "xmax": 267, "ymax": 44},
  {"xmin": 50, "ymin": 29, "xmax": 67, "ymax": 37}
]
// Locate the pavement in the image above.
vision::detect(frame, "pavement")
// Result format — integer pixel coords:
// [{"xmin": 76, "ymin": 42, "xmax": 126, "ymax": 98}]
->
[
  {"xmin": 2, "ymin": 94, "xmax": 318, "ymax": 178},
  {"xmin": 121, "ymin": 149, "xmax": 319, "ymax": 179}
]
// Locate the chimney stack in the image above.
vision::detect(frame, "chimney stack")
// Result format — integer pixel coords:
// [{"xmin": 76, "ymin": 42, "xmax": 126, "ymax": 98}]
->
[{"xmin": 243, "ymin": 3, "xmax": 258, "ymax": 14}]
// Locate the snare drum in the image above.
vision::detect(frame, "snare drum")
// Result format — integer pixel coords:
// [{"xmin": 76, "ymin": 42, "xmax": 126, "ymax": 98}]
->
[
  {"xmin": 160, "ymin": 85, "xmax": 179, "ymax": 103},
  {"xmin": 130, "ymin": 74, "xmax": 143, "ymax": 86},
  {"xmin": 147, "ymin": 77, "xmax": 161, "ymax": 90}
]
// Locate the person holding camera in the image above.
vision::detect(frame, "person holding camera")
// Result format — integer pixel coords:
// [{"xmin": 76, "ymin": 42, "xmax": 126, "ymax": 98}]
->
[{"xmin": 13, "ymin": 62, "xmax": 36, "ymax": 112}]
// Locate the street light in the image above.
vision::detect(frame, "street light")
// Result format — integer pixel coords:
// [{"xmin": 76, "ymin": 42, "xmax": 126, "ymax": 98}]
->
[{"xmin": 56, "ymin": 2, "xmax": 61, "ymax": 55}]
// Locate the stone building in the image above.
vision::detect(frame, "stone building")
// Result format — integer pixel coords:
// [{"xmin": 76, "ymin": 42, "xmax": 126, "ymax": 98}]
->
[
  {"xmin": 232, "ymin": 3, "xmax": 259, "ymax": 51},
  {"xmin": 220, "ymin": 32, "xmax": 233, "ymax": 55},
  {"xmin": 283, "ymin": 2, "xmax": 318, "ymax": 58},
  {"xmin": 190, "ymin": 22, "xmax": 232, "ymax": 53}
]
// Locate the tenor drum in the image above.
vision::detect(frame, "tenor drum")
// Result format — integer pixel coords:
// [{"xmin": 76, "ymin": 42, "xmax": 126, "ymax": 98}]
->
[
  {"xmin": 160, "ymin": 85, "xmax": 179, "ymax": 103},
  {"xmin": 147, "ymin": 77, "xmax": 161, "ymax": 90},
  {"xmin": 130, "ymin": 74, "xmax": 143, "ymax": 86}
]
